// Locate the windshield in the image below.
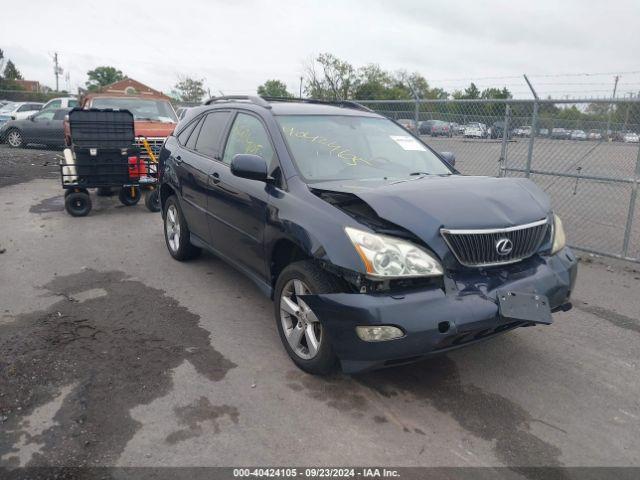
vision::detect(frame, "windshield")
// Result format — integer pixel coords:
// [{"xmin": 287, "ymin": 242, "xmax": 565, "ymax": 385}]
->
[
  {"xmin": 0, "ymin": 102, "xmax": 16, "ymax": 112},
  {"xmin": 90, "ymin": 97, "xmax": 177, "ymax": 123},
  {"xmin": 276, "ymin": 115, "xmax": 452, "ymax": 182}
]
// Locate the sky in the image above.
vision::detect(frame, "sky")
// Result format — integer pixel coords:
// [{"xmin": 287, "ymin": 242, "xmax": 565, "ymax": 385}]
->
[{"xmin": 2, "ymin": 0, "xmax": 640, "ymax": 99}]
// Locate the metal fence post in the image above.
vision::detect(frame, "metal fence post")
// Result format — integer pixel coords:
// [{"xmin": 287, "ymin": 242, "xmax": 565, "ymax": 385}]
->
[
  {"xmin": 415, "ymin": 99, "xmax": 420, "ymax": 134},
  {"xmin": 525, "ymin": 101, "xmax": 539, "ymax": 178},
  {"xmin": 622, "ymin": 142, "xmax": 640, "ymax": 257},
  {"xmin": 499, "ymin": 104, "xmax": 511, "ymax": 177}
]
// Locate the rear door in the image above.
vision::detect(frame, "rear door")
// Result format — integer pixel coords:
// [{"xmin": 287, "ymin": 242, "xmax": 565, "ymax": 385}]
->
[{"xmin": 176, "ymin": 110, "xmax": 232, "ymax": 244}]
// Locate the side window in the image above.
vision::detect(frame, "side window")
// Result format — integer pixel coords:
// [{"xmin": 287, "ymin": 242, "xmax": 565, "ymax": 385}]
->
[
  {"xmin": 185, "ymin": 116, "xmax": 205, "ymax": 150},
  {"xmin": 53, "ymin": 110, "xmax": 68, "ymax": 120},
  {"xmin": 177, "ymin": 118, "xmax": 199, "ymax": 146},
  {"xmin": 35, "ymin": 111, "xmax": 56, "ymax": 121},
  {"xmin": 18, "ymin": 105, "xmax": 32, "ymax": 112},
  {"xmin": 194, "ymin": 111, "xmax": 231, "ymax": 158},
  {"xmin": 68, "ymin": 99, "xmax": 78, "ymax": 107},
  {"xmin": 46, "ymin": 100, "xmax": 62, "ymax": 109},
  {"xmin": 222, "ymin": 113, "xmax": 275, "ymax": 166}
]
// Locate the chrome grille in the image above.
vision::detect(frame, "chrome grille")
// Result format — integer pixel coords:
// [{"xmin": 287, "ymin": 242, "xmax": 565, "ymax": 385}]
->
[
  {"xmin": 441, "ymin": 219, "xmax": 549, "ymax": 267},
  {"xmin": 135, "ymin": 137, "xmax": 165, "ymax": 160}
]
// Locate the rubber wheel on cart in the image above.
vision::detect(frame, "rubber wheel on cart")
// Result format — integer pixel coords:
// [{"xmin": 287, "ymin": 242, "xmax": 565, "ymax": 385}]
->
[
  {"xmin": 144, "ymin": 189, "xmax": 161, "ymax": 212},
  {"xmin": 118, "ymin": 187, "xmax": 141, "ymax": 206},
  {"xmin": 96, "ymin": 187, "xmax": 113, "ymax": 197},
  {"xmin": 163, "ymin": 195, "xmax": 201, "ymax": 261},
  {"xmin": 65, "ymin": 191, "xmax": 92, "ymax": 217},
  {"xmin": 274, "ymin": 260, "xmax": 343, "ymax": 375}
]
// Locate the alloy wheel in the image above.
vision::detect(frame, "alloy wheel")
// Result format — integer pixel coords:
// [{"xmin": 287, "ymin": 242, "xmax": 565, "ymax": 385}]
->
[
  {"xmin": 165, "ymin": 204, "xmax": 181, "ymax": 252},
  {"xmin": 280, "ymin": 279, "xmax": 322, "ymax": 360},
  {"xmin": 7, "ymin": 130, "xmax": 22, "ymax": 147}
]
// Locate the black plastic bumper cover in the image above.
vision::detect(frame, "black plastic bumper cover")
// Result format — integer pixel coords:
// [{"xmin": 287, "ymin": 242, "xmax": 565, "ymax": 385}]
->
[{"xmin": 300, "ymin": 248, "xmax": 578, "ymax": 373}]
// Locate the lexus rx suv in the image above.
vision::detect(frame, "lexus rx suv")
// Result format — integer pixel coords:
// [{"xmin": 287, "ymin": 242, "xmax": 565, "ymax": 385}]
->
[{"xmin": 158, "ymin": 96, "xmax": 577, "ymax": 375}]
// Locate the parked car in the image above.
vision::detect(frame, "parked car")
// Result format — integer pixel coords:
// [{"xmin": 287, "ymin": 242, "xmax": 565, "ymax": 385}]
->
[
  {"xmin": 397, "ymin": 118, "xmax": 417, "ymax": 132},
  {"xmin": 570, "ymin": 130, "xmax": 587, "ymax": 141},
  {"xmin": 463, "ymin": 122, "xmax": 487, "ymax": 138},
  {"xmin": 449, "ymin": 122, "xmax": 461, "ymax": 135},
  {"xmin": 551, "ymin": 128, "xmax": 571, "ymax": 140},
  {"xmin": 623, "ymin": 132, "xmax": 639, "ymax": 143},
  {"xmin": 158, "ymin": 96, "xmax": 576, "ymax": 375},
  {"xmin": 42, "ymin": 97, "xmax": 78, "ymax": 110},
  {"xmin": 538, "ymin": 128, "xmax": 550, "ymax": 137},
  {"xmin": 176, "ymin": 106, "xmax": 191, "ymax": 120},
  {"xmin": 489, "ymin": 121, "xmax": 510, "ymax": 139},
  {"xmin": 430, "ymin": 120, "xmax": 452, "ymax": 137},
  {"xmin": 0, "ymin": 108, "xmax": 70, "ymax": 148},
  {"xmin": 515, "ymin": 125, "xmax": 532, "ymax": 138},
  {"xmin": 0, "ymin": 102, "xmax": 44, "ymax": 121},
  {"xmin": 418, "ymin": 120, "xmax": 437, "ymax": 135},
  {"xmin": 587, "ymin": 130, "xmax": 602, "ymax": 141}
]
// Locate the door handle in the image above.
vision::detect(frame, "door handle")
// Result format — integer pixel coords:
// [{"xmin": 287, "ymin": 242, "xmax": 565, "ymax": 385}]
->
[
  {"xmin": 211, "ymin": 172, "xmax": 220, "ymax": 184},
  {"xmin": 175, "ymin": 155, "xmax": 182, "ymax": 164}
]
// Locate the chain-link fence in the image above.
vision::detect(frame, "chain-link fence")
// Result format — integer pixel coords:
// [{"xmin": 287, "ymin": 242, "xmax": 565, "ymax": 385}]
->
[
  {"xmin": 1, "ymin": 89, "xmax": 639, "ymax": 262},
  {"xmin": 358, "ymin": 98, "xmax": 640, "ymax": 263}
]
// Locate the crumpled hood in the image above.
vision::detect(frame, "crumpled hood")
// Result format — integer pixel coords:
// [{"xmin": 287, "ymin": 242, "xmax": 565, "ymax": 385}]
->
[{"xmin": 311, "ymin": 175, "xmax": 551, "ymax": 251}]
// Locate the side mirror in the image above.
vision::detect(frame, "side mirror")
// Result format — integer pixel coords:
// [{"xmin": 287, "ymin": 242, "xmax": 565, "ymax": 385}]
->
[
  {"xmin": 29, "ymin": 114, "xmax": 36, "ymax": 121},
  {"xmin": 440, "ymin": 151, "xmax": 456, "ymax": 167},
  {"xmin": 230, "ymin": 154, "xmax": 269, "ymax": 182}
]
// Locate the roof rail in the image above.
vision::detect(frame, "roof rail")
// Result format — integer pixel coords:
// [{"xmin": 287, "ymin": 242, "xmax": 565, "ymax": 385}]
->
[
  {"xmin": 260, "ymin": 96, "xmax": 374, "ymax": 113},
  {"xmin": 204, "ymin": 95, "xmax": 271, "ymax": 108}
]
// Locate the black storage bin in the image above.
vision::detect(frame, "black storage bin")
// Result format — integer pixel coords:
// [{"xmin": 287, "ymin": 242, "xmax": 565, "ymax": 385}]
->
[
  {"xmin": 73, "ymin": 148, "xmax": 133, "ymax": 186},
  {"xmin": 69, "ymin": 108, "xmax": 135, "ymax": 149}
]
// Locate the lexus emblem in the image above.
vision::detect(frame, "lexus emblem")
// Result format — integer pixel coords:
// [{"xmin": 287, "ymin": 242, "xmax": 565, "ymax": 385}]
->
[{"xmin": 495, "ymin": 238, "xmax": 513, "ymax": 256}]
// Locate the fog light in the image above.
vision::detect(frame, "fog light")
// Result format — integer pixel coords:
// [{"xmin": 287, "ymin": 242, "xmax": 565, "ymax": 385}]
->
[{"xmin": 356, "ymin": 325, "xmax": 404, "ymax": 342}]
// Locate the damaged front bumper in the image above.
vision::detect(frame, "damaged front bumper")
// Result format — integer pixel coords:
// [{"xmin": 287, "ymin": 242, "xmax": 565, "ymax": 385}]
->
[{"xmin": 302, "ymin": 248, "xmax": 578, "ymax": 373}]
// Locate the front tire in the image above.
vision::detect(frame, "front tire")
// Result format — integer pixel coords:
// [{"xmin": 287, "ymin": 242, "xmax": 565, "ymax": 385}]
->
[
  {"xmin": 274, "ymin": 260, "xmax": 343, "ymax": 375},
  {"xmin": 6, "ymin": 129, "xmax": 24, "ymax": 148},
  {"xmin": 163, "ymin": 195, "xmax": 201, "ymax": 261},
  {"xmin": 65, "ymin": 191, "xmax": 92, "ymax": 217}
]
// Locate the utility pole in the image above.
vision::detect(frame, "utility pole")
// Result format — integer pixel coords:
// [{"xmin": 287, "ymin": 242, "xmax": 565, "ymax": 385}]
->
[
  {"xmin": 53, "ymin": 52, "xmax": 62, "ymax": 92},
  {"xmin": 605, "ymin": 75, "xmax": 619, "ymax": 140},
  {"xmin": 299, "ymin": 76, "xmax": 303, "ymax": 99},
  {"xmin": 523, "ymin": 74, "xmax": 539, "ymax": 178}
]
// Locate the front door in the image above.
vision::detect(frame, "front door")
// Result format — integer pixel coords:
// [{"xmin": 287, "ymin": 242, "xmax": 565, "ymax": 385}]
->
[{"xmin": 206, "ymin": 112, "xmax": 276, "ymax": 281}]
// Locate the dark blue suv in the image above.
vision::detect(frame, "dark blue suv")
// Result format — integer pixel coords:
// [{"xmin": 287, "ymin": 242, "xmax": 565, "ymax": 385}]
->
[{"xmin": 158, "ymin": 96, "xmax": 577, "ymax": 375}]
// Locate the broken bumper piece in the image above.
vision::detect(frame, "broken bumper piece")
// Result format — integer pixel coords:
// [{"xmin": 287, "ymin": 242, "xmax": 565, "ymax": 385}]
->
[{"xmin": 301, "ymin": 247, "xmax": 578, "ymax": 373}]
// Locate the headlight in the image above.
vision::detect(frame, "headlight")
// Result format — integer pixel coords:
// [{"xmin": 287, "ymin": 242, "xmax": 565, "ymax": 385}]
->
[
  {"xmin": 551, "ymin": 214, "xmax": 566, "ymax": 254},
  {"xmin": 345, "ymin": 227, "xmax": 443, "ymax": 278}
]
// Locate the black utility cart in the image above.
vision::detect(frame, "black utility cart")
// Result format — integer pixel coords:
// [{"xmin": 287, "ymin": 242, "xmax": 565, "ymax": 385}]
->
[{"xmin": 60, "ymin": 108, "xmax": 160, "ymax": 217}]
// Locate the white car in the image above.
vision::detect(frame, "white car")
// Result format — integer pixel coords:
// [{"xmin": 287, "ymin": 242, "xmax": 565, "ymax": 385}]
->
[
  {"xmin": 0, "ymin": 102, "xmax": 44, "ymax": 120},
  {"xmin": 463, "ymin": 122, "xmax": 487, "ymax": 139},
  {"xmin": 42, "ymin": 97, "xmax": 78, "ymax": 110},
  {"xmin": 623, "ymin": 132, "xmax": 639, "ymax": 143},
  {"xmin": 570, "ymin": 130, "xmax": 587, "ymax": 141}
]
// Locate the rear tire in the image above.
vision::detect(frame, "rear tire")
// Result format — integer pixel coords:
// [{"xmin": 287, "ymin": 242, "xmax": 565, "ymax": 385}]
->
[
  {"xmin": 144, "ymin": 189, "xmax": 161, "ymax": 212},
  {"xmin": 274, "ymin": 260, "xmax": 343, "ymax": 375},
  {"xmin": 118, "ymin": 187, "xmax": 141, "ymax": 206},
  {"xmin": 163, "ymin": 195, "xmax": 201, "ymax": 261},
  {"xmin": 65, "ymin": 191, "xmax": 92, "ymax": 217}
]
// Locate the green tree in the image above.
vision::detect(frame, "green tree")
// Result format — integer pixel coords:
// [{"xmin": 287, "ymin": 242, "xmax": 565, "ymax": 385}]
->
[
  {"xmin": 257, "ymin": 79, "xmax": 292, "ymax": 98},
  {"xmin": 304, "ymin": 53, "xmax": 357, "ymax": 100},
  {"xmin": 4, "ymin": 60, "xmax": 22, "ymax": 80},
  {"xmin": 85, "ymin": 66, "xmax": 125, "ymax": 91},
  {"xmin": 172, "ymin": 76, "xmax": 206, "ymax": 102}
]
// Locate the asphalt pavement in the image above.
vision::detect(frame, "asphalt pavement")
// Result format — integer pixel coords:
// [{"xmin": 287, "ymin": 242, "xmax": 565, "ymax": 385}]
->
[{"xmin": 0, "ymin": 170, "xmax": 639, "ymax": 477}]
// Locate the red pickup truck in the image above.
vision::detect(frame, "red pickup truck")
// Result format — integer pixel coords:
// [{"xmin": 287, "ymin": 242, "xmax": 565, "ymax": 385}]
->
[{"xmin": 66, "ymin": 93, "xmax": 178, "ymax": 160}]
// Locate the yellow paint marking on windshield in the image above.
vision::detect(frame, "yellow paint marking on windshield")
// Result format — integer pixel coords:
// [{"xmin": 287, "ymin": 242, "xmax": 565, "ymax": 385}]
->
[
  {"xmin": 237, "ymin": 124, "xmax": 265, "ymax": 155},
  {"xmin": 282, "ymin": 126, "xmax": 372, "ymax": 166}
]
